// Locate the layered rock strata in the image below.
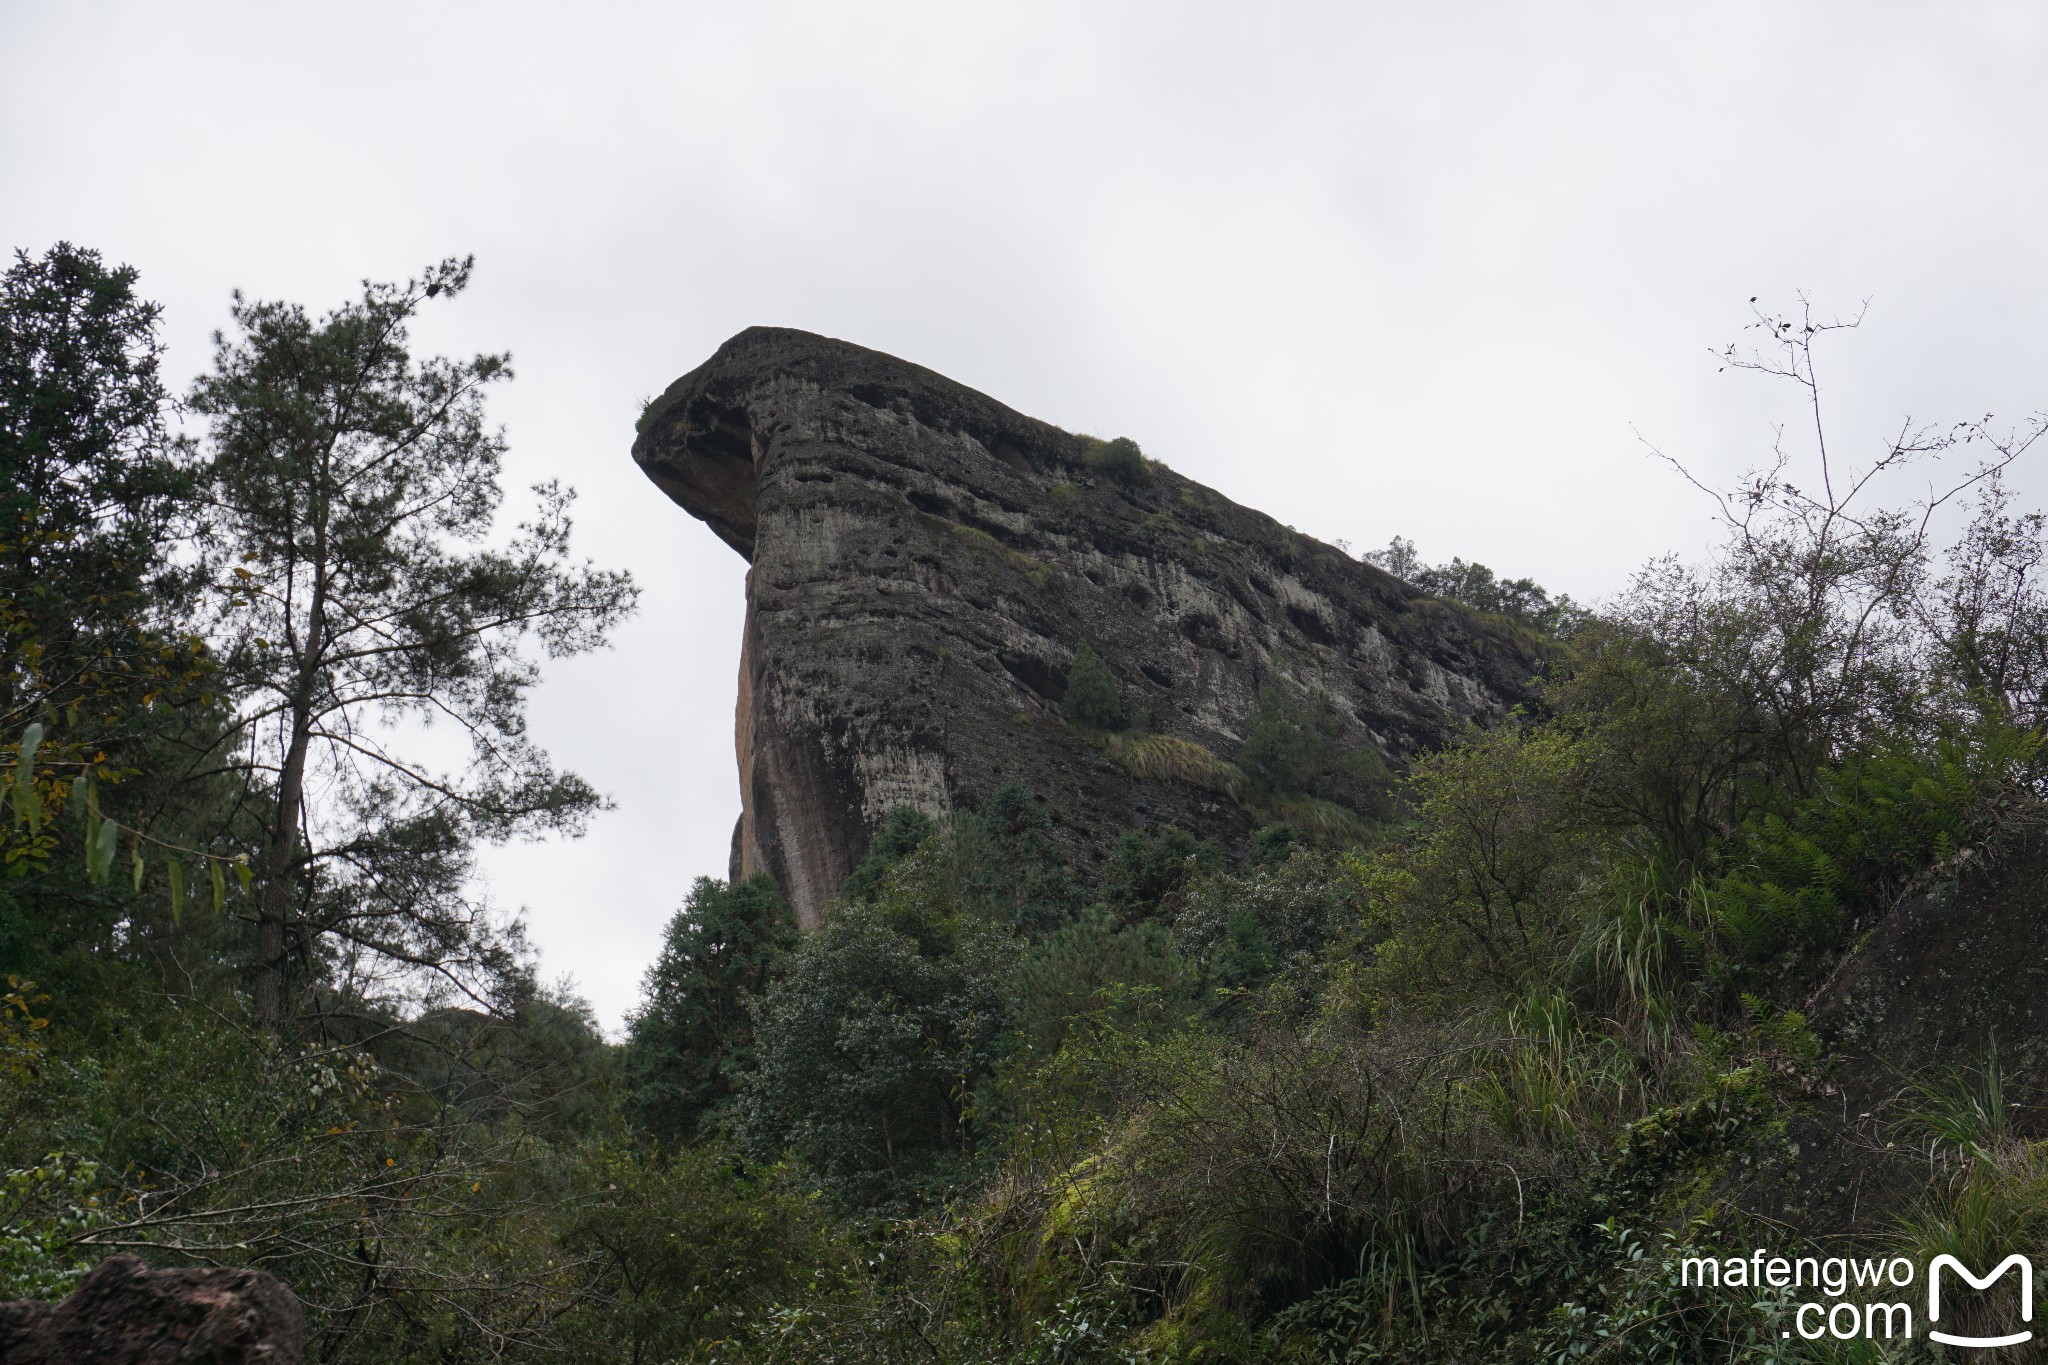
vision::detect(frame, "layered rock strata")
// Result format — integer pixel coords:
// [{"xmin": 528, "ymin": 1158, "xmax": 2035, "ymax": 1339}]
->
[{"xmin": 634, "ymin": 327, "xmax": 1542, "ymax": 925}]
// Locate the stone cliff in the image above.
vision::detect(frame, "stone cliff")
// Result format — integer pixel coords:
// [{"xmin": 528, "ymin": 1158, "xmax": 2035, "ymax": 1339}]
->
[{"xmin": 633, "ymin": 327, "xmax": 1542, "ymax": 925}]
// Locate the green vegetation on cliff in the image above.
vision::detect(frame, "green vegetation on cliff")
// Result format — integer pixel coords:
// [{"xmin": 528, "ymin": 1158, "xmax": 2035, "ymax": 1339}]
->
[{"xmin": 8, "ymin": 258, "xmax": 2048, "ymax": 1364}]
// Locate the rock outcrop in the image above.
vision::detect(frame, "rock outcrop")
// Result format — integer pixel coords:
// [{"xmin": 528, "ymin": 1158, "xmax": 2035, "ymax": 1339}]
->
[
  {"xmin": 634, "ymin": 327, "xmax": 1543, "ymax": 925},
  {"xmin": 0, "ymin": 1255, "xmax": 303, "ymax": 1363}
]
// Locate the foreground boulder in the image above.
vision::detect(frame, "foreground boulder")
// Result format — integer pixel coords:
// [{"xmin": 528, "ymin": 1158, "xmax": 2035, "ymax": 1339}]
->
[
  {"xmin": 634, "ymin": 327, "xmax": 1543, "ymax": 923},
  {"xmin": 1716, "ymin": 801, "xmax": 2048, "ymax": 1238},
  {"xmin": 0, "ymin": 1255, "xmax": 302, "ymax": 1364}
]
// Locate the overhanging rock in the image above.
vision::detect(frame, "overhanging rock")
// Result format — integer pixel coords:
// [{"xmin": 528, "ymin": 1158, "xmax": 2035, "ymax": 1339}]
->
[{"xmin": 634, "ymin": 327, "xmax": 1541, "ymax": 925}]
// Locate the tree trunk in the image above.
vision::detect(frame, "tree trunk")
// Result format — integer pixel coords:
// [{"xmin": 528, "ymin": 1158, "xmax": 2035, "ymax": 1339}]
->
[
  {"xmin": 253, "ymin": 575, "xmax": 326, "ymax": 1029},
  {"xmin": 253, "ymin": 711, "xmax": 312, "ymax": 1029}
]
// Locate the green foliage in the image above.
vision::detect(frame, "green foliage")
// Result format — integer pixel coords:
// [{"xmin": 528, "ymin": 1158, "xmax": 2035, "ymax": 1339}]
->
[
  {"xmin": 943, "ymin": 783, "xmax": 1083, "ymax": 935},
  {"xmin": 1081, "ymin": 435, "xmax": 1149, "ymax": 484},
  {"xmin": 1237, "ymin": 684, "xmax": 1393, "ymax": 827},
  {"xmin": 843, "ymin": 805, "xmax": 939, "ymax": 903},
  {"xmin": 0, "ymin": 246, "xmax": 216, "ymax": 994},
  {"xmin": 0, "ymin": 242, "xmax": 191, "ymax": 728},
  {"xmin": 1368, "ymin": 536, "xmax": 1585, "ymax": 637},
  {"xmin": 1362, "ymin": 725, "xmax": 1608, "ymax": 1010},
  {"xmin": 1708, "ymin": 724, "xmax": 2036, "ymax": 959},
  {"xmin": 625, "ymin": 873, "xmax": 796, "ymax": 1143},
  {"xmin": 1094, "ymin": 824, "xmax": 1219, "ymax": 924},
  {"xmin": 1062, "ymin": 642, "xmax": 1125, "ymax": 729},
  {"xmin": 1245, "ymin": 821, "xmax": 1298, "ymax": 871},
  {"xmin": 1011, "ymin": 913, "xmax": 1189, "ymax": 1052},
  {"xmin": 0, "ymin": 1153, "xmax": 104, "ymax": 1301},
  {"xmin": 547, "ymin": 1145, "xmax": 867, "ymax": 1364},
  {"xmin": 1173, "ymin": 847, "xmax": 1362, "ymax": 1009},
  {"xmin": 735, "ymin": 899, "xmax": 1011, "ymax": 1209},
  {"xmin": 404, "ymin": 981, "xmax": 612, "ymax": 1134}
]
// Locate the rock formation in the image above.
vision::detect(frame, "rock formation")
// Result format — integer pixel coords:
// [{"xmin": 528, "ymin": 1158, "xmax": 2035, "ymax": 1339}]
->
[
  {"xmin": 1719, "ymin": 802, "xmax": 2048, "ymax": 1236},
  {"xmin": 634, "ymin": 327, "xmax": 1544, "ymax": 925},
  {"xmin": 0, "ymin": 1255, "xmax": 303, "ymax": 1363}
]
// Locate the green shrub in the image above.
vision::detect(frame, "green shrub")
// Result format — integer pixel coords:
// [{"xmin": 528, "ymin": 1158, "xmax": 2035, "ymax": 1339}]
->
[
  {"xmin": 1062, "ymin": 642, "xmax": 1125, "ymax": 730},
  {"xmin": 547, "ymin": 1146, "xmax": 866, "ymax": 1364},
  {"xmin": 1012, "ymin": 912, "xmax": 1191, "ymax": 1052},
  {"xmin": 1237, "ymin": 685, "xmax": 1394, "ymax": 827},
  {"xmin": 1095, "ymin": 825, "xmax": 1221, "ymax": 923},
  {"xmin": 1173, "ymin": 848, "xmax": 1363, "ymax": 1008},
  {"xmin": 1082, "ymin": 435, "xmax": 1149, "ymax": 484},
  {"xmin": 1361, "ymin": 725, "xmax": 1608, "ymax": 1012},
  {"xmin": 1708, "ymin": 724, "xmax": 2037, "ymax": 961}
]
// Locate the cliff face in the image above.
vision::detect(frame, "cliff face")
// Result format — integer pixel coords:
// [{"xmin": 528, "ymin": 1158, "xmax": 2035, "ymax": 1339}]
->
[{"xmin": 633, "ymin": 327, "xmax": 1542, "ymax": 926}]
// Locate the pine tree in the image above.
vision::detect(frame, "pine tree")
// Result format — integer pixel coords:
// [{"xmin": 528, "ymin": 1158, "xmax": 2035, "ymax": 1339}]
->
[
  {"xmin": 188, "ymin": 257, "xmax": 637, "ymax": 1024},
  {"xmin": 625, "ymin": 874, "xmax": 796, "ymax": 1143}
]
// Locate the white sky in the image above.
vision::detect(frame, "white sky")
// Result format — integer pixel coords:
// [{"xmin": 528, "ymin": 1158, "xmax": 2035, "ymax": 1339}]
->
[{"xmin": 7, "ymin": 2, "xmax": 2048, "ymax": 1031}]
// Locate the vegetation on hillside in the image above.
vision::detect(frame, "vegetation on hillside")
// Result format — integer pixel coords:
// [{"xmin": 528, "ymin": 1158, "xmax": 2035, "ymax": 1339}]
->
[{"xmin": 6, "ymin": 254, "xmax": 2048, "ymax": 1362}]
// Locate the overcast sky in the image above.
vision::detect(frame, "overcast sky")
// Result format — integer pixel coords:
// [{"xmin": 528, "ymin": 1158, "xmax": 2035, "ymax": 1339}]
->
[{"xmin": 7, "ymin": 2, "xmax": 2048, "ymax": 1030}]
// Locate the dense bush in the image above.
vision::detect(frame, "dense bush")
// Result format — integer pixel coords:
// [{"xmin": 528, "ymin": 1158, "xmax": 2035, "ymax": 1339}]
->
[
  {"xmin": 1062, "ymin": 641, "xmax": 1125, "ymax": 730},
  {"xmin": 1081, "ymin": 434, "xmax": 1149, "ymax": 484}
]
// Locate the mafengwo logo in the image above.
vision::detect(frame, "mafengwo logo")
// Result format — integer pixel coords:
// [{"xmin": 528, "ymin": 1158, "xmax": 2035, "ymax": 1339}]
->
[
  {"xmin": 1681, "ymin": 1249, "xmax": 2033, "ymax": 1346},
  {"xmin": 1929, "ymin": 1255, "xmax": 2033, "ymax": 1350}
]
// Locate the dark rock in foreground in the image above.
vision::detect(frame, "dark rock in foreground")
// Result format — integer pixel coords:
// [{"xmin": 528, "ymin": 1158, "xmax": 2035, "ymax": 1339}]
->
[
  {"xmin": 0, "ymin": 1255, "xmax": 303, "ymax": 1363},
  {"xmin": 1718, "ymin": 802, "xmax": 2048, "ymax": 1239},
  {"xmin": 635, "ymin": 327, "xmax": 1543, "ymax": 924}
]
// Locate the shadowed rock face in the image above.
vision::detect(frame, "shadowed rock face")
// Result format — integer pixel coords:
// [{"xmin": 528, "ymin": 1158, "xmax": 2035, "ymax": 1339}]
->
[{"xmin": 634, "ymin": 327, "xmax": 1543, "ymax": 926}]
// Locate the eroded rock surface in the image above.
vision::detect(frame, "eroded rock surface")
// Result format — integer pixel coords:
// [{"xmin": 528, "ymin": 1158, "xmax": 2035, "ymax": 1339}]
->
[
  {"xmin": 634, "ymin": 327, "xmax": 1543, "ymax": 924},
  {"xmin": 0, "ymin": 1255, "xmax": 303, "ymax": 1363}
]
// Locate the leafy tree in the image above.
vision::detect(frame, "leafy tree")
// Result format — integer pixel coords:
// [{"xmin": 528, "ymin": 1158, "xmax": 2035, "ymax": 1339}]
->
[
  {"xmin": 1062, "ymin": 641, "xmax": 1124, "ymax": 729},
  {"xmin": 1095, "ymin": 824, "xmax": 1219, "ymax": 924},
  {"xmin": 401, "ymin": 978, "xmax": 611, "ymax": 1137},
  {"xmin": 734, "ymin": 789, "xmax": 1073, "ymax": 1207},
  {"xmin": 1361, "ymin": 725, "xmax": 1605, "ymax": 1011},
  {"xmin": 0, "ymin": 243, "xmax": 190, "ymax": 731},
  {"xmin": 1934, "ymin": 476, "xmax": 2048, "ymax": 729},
  {"xmin": 735, "ymin": 901, "xmax": 1010, "ymax": 1209},
  {"xmin": 0, "ymin": 245, "xmax": 207, "ymax": 990},
  {"xmin": 1011, "ymin": 911, "xmax": 1187, "ymax": 1052},
  {"xmin": 1174, "ymin": 847, "xmax": 1361, "ymax": 1006},
  {"xmin": 186, "ymin": 257, "xmax": 637, "ymax": 1025},
  {"xmin": 842, "ymin": 805, "xmax": 938, "ymax": 902},
  {"xmin": 624, "ymin": 873, "xmax": 796, "ymax": 1143},
  {"xmin": 948, "ymin": 783, "xmax": 1081, "ymax": 933}
]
